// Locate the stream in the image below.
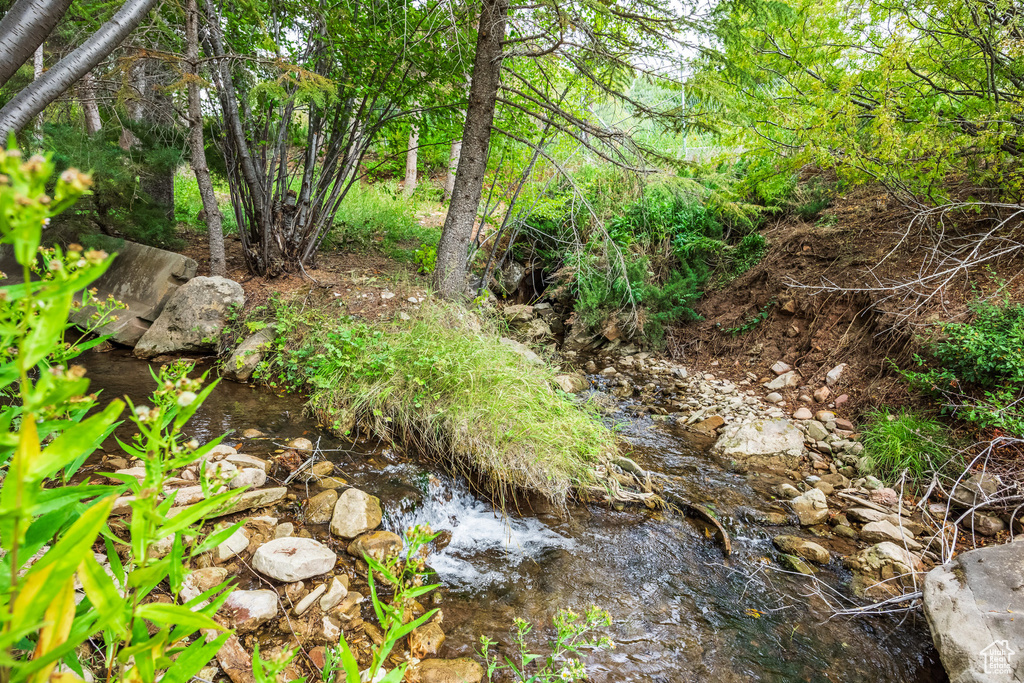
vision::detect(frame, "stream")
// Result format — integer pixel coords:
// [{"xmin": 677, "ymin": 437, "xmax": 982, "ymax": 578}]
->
[{"xmin": 81, "ymin": 351, "xmax": 946, "ymax": 683}]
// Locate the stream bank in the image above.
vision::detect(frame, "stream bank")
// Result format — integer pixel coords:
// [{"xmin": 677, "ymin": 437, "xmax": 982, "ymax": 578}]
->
[{"xmin": 79, "ymin": 349, "xmax": 945, "ymax": 683}]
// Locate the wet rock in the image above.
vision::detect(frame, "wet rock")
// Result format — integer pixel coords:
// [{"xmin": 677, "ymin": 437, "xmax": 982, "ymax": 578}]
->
[
  {"xmin": 712, "ymin": 419, "xmax": 805, "ymax": 469},
  {"xmin": 221, "ymin": 589, "xmax": 279, "ymax": 632},
  {"xmin": 241, "ymin": 428, "xmax": 265, "ymax": 438},
  {"xmin": 553, "ymin": 374, "xmax": 588, "ymax": 393},
  {"xmin": 252, "ymin": 537, "xmax": 337, "ymax": 582},
  {"xmin": 844, "ymin": 542, "xmax": 923, "ymax": 598},
  {"xmin": 223, "ymin": 327, "xmax": 275, "ymax": 382},
  {"xmin": 860, "ymin": 520, "xmax": 922, "ymax": 550},
  {"xmin": 288, "ymin": 438, "xmax": 314, "ymax": 453},
  {"xmin": 406, "ymin": 659, "xmax": 484, "ymax": 683},
  {"xmin": 825, "ymin": 363, "xmax": 847, "ymax": 387},
  {"xmin": 135, "ymin": 276, "xmax": 245, "ymax": 358},
  {"xmin": 330, "ymin": 488, "xmax": 383, "ymax": 538},
  {"xmin": 216, "ymin": 527, "xmax": 250, "ymax": 562},
  {"xmin": 320, "ymin": 577, "xmax": 348, "ymax": 612},
  {"xmin": 314, "ymin": 476, "xmax": 347, "ymax": 491},
  {"xmin": 765, "ymin": 371, "xmax": 800, "ymax": 390},
  {"xmin": 782, "ymin": 554, "xmax": 816, "ymax": 575},
  {"xmin": 306, "ymin": 490, "xmax": 338, "ymax": 525},
  {"xmin": 226, "ymin": 454, "xmax": 271, "ymax": 473},
  {"xmin": 923, "ymin": 541, "xmax": 1024, "ymax": 683},
  {"xmin": 790, "ymin": 488, "xmax": 828, "ymax": 526},
  {"xmin": 773, "ymin": 535, "xmax": 830, "ymax": 564},
  {"xmin": 950, "ymin": 472, "xmax": 1001, "ymax": 508},
  {"xmin": 409, "ymin": 623, "xmax": 446, "ymax": 659},
  {"xmin": 228, "ymin": 468, "xmax": 267, "ymax": 490},
  {"xmin": 347, "ymin": 531, "xmax": 403, "ymax": 562},
  {"xmin": 298, "ymin": 461, "xmax": 336, "ymax": 482}
]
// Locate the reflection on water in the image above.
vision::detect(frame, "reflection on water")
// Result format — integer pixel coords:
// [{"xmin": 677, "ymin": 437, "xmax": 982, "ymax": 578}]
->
[{"xmin": 80, "ymin": 351, "xmax": 946, "ymax": 683}]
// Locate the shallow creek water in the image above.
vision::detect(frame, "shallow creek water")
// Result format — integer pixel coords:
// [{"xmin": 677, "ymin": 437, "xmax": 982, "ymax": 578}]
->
[{"xmin": 81, "ymin": 351, "xmax": 946, "ymax": 683}]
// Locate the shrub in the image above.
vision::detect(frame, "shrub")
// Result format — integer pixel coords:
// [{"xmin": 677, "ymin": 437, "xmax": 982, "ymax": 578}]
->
[
  {"xmin": 861, "ymin": 408, "xmax": 955, "ymax": 482},
  {"xmin": 0, "ymin": 145, "xmax": 236, "ymax": 683}
]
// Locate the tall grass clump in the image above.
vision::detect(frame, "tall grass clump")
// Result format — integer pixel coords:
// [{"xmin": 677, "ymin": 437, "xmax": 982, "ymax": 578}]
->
[
  {"xmin": 861, "ymin": 408, "xmax": 955, "ymax": 482},
  {"xmin": 243, "ymin": 299, "xmax": 616, "ymax": 505},
  {"xmin": 331, "ymin": 182, "xmax": 440, "ymax": 260}
]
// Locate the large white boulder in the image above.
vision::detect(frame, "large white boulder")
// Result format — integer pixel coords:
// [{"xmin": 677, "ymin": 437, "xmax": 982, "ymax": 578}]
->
[
  {"xmin": 924, "ymin": 541, "xmax": 1024, "ymax": 683},
  {"xmin": 252, "ymin": 537, "xmax": 337, "ymax": 582},
  {"xmin": 712, "ymin": 419, "xmax": 805, "ymax": 470}
]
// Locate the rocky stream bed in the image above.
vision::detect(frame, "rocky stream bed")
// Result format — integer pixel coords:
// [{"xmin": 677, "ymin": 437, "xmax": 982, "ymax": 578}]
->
[{"xmin": 74, "ymin": 348, "xmax": 964, "ymax": 683}]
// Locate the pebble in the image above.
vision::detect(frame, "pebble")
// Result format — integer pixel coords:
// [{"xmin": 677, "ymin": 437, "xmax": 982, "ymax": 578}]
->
[{"xmin": 294, "ymin": 584, "xmax": 327, "ymax": 615}]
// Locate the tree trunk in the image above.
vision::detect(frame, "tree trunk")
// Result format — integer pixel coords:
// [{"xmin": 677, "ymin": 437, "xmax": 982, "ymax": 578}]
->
[
  {"xmin": 0, "ymin": 0, "xmax": 73, "ymax": 90},
  {"xmin": 444, "ymin": 138, "xmax": 461, "ymax": 201},
  {"xmin": 186, "ymin": 0, "xmax": 224, "ymax": 276},
  {"xmin": 404, "ymin": 122, "xmax": 418, "ymax": 197},
  {"xmin": 0, "ymin": 0, "xmax": 159, "ymax": 138},
  {"xmin": 79, "ymin": 71, "xmax": 102, "ymax": 134},
  {"xmin": 433, "ymin": 0, "xmax": 508, "ymax": 299},
  {"xmin": 33, "ymin": 44, "xmax": 44, "ymax": 134}
]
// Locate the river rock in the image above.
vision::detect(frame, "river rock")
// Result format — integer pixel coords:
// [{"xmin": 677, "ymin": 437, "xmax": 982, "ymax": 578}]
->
[
  {"xmin": 790, "ymin": 488, "xmax": 828, "ymax": 526},
  {"xmin": 844, "ymin": 542, "xmax": 924, "ymax": 598},
  {"xmin": 347, "ymin": 531, "xmax": 403, "ymax": 562},
  {"xmin": 330, "ymin": 488, "xmax": 382, "ymax": 538},
  {"xmin": 306, "ymin": 490, "xmax": 338, "ymax": 525},
  {"xmin": 288, "ymin": 437, "xmax": 314, "ymax": 453},
  {"xmin": 406, "ymin": 659, "xmax": 484, "ymax": 683},
  {"xmin": 923, "ymin": 541, "xmax": 1024, "ymax": 683},
  {"xmin": 860, "ymin": 519, "xmax": 922, "ymax": 550},
  {"xmin": 765, "ymin": 371, "xmax": 800, "ymax": 390},
  {"xmin": 805, "ymin": 420, "xmax": 829, "ymax": 442},
  {"xmin": 135, "ymin": 276, "xmax": 244, "ymax": 358},
  {"xmin": 181, "ymin": 566, "xmax": 229, "ymax": 602},
  {"xmin": 226, "ymin": 454, "xmax": 270, "ymax": 473},
  {"xmin": 950, "ymin": 472, "xmax": 1001, "ymax": 508},
  {"xmin": 409, "ymin": 623, "xmax": 446, "ymax": 659},
  {"xmin": 228, "ymin": 468, "xmax": 267, "ymax": 490},
  {"xmin": 223, "ymin": 326, "xmax": 275, "ymax": 382},
  {"xmin": 298, "ymin": 461, "xmax": 336, "ymax": 482},
  {"xmin": 216, "ymin": 527, "xmax": 250, "ymax": 562},
  {"xmin": 712, "ymin": 419, "xmax": 805, "ymax": 469},
  {"xmin": 213, "ymin": 486, "xmax": 287, "ymax": 517},
  {"xmin": 553, "ymin": 374, "xmax": 588, "ymax": 393},
  {"xmin": 221, "ymin": 589, "xmax": 279, "ymax": 633},
  {"xmin": 320, "ymin": 577, "xmax": 348, "ymax": 612},
  {"xmin": 294, "ymin": 584, "xmax": 326, "ymax": 616},
  {"xmin": 252, "ymin": 537, "xmax": 337, "ymax": 582},
  {"xmin": 773, "ymin": 535, "xmax": 830, "ymax": 563}
]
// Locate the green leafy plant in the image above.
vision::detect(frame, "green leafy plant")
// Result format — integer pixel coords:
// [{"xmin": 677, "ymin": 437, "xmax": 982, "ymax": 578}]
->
[
  {"xmin": 324, "ymin": 525, "xmax": 439, "ymax": 683},
  {"xmin": 719, "ymin": 300, "xmax": 774, "ymax": 337},
  {"xmin": 861, "ymin": 408, "xmax": 955, "ymax": 481},
  {"xmin": 413, "ymin": 244, "xmax": 437, "ymax": 274},
  {"xmin": 478, "ymin": 606, "xmax": 615, "ymax": 682},
  {"xmin": 0, "ymin": 144, "xmax": 238, "ymax": 683}
]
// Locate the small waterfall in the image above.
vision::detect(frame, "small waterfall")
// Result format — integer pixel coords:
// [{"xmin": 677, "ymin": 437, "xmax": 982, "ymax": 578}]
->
[{"xmin": 382, "ymin": 470, "xmax": 574, "ymax": 591}]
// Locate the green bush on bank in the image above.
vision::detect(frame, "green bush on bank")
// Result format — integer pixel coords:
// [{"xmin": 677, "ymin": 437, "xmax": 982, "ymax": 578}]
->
[
  {"xmin": 236, "ymin": 297, "xmax": 616, "ymax": 505},
  {"xmin": 901, "ymin": 296, "xmax": 1024, "ymax": 436}
]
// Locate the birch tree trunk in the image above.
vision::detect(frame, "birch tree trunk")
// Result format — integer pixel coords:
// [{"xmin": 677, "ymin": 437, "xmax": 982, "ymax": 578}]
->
[
  {"xmin": 404, "ymin": 122, "xmax": 418, "ymax": 197},
  {"xmin": 433, "ymin": 0, "xmax": 508, "ymax": 299},
  {"xmin": 79, "ymin": 71, "xmax": 102, "ymax": 134},
  {"xmin": 186, "ymin": 0, "xmax": 225, "ymax": 276},
  {"xmin": 0, "ymin": 0, "xmax": 159, "ymax": 137},
  {"xmin": 33, "ymin": 45, "xmax": 44, "ymax": 134},
  {"xmin": 0, "ymin": 0, "xmax": 72, "ymax": 90}
]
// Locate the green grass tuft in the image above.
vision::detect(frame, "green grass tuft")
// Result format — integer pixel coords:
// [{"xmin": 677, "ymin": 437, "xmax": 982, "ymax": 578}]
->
[
  {"xmin": 243, "ymin": 298, "xmax": 616, "ymax": 506},
  {"xmin": 330, "ymin": 182, "xmax": 441, "ymax": 261},
  {"xmin": 861, "ymin": 408, "xmax": 954, "ymax": 483}
]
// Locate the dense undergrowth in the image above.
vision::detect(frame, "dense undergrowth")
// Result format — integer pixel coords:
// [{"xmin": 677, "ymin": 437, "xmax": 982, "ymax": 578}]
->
[{"xmin": 228, "ymin": 296, "xmax": 617, "ymax": 505}]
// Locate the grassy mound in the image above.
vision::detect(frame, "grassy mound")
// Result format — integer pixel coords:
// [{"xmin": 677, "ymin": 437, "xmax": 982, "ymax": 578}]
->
[{"xmin": 242, "ymin": 299, "xmax": 616, "ymax": 506}]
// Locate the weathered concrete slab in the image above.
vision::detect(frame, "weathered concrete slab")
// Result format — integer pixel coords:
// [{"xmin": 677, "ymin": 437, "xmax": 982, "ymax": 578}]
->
[{"xmin": 70, "ymin": 241, "xmax": 197, "ymax": 345}]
